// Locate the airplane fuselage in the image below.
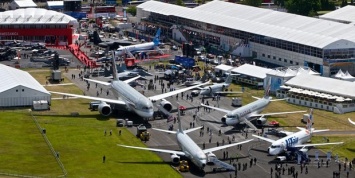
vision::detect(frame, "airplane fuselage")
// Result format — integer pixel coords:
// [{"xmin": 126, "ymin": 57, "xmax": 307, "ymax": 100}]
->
[
  {"xmin": 200, "ymin": 83, "xmax": 229, "ymax": 96},
  {"xmin": 110, "ymin": 80, "xmax": 154, "ymax": 118},
  {"xmin": 176, "ymin": 131, "xmax": 207, "ymax": 169},
  {"xmin": 268, "ymin": 130, "xmax": 311, "ymax": 155},
  {"xmin": 225, "ymin": 97, "xmax": 271, "ymax": 126},
  {"xmin": 116, "ymin": 42, "xmax": 156, "ymax": 56}
]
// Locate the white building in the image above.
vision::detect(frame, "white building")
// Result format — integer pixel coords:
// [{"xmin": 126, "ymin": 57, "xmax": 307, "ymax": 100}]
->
[
  {"xmin": 277, "ymin": 73, "xmax": 355, "ymax": 114},
  {"xmin": 214, "ymin": 64, "xmax": 235, "ymax": 76},
  {"xmin": 231, "ymin": 64, "xmax": 272, "ymax": 88},
  {"xmin": 319, "ymin": 5, "xmax": 355, "ymax": 24},
  {"xmin": 0, "ymin": 64, "xmax": 50, "ymax": 107},
  {"xmin": 10, "ymin": 0, "xmax": 37, "ymax": 10},
  {"xmin": 136, "ymin": 1, "xmax": 355, "ymax": 77}
]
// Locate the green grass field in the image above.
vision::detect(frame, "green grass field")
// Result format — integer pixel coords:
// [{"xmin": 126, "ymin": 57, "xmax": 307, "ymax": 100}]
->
[
  {"xmin": 312, "ymin": 136, "xmax": 355, "ymax": 161},
  {"xmin": 0, "ymin": 70, "xmax": 181, "ymax": 178}
]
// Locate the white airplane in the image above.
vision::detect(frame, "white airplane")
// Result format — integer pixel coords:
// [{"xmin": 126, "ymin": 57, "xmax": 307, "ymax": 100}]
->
[
  {"xmin": 349, "ymin": 118, "xmax": 355, "ymax": 125},
  {"xmin": 115, "ymin": 28, "xmax": 162, "ymax": 58},
  {"xmin": 118, "ymin": 106, "xmax": 253, "ymax": 170},
  {"xmin": 199, "ymin": 74, "xmax": 242, "ymax": 96},
  {"xmin": 49, "ymin": 57, "xmax": 209, "ymax": 118},
  {"xmin": 201, "ymin": 86, "xmax": 306, "ymax": 129},
  {"xmin": 252, "ymin": 109, "xmax": 343, "ymax": 155}
]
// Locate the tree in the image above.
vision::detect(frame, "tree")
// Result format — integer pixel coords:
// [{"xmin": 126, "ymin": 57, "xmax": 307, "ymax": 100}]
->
[
  {"xmin": 341, "ymin": 0, "xmax": 347, "ymax": 7},
  {"xmin": 126, "ymin": 6, "xmax": 136, "ymax": 16},
  {"xmin": 320, "ymin": 0, "xmax": 335, "ymax": 10},
  {"xmin": 243, "ymin": 0, "xmax": 263, "ymax": 7},
  {"xmin": 274, "ymin": 0, "xmax": 287, "ymax": 7},
  {"xmin": 285, "ymin": 0, "xmax": 320, "ymax": 16},
  {"xmin": 176, "ymin": 0, "xmax": 185, "ymax": 6}
]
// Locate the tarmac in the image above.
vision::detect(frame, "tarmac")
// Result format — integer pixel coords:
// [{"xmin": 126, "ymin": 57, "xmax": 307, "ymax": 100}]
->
[
  {"xmin": 59, "ymin": 63, "xmax": 353, "ymax": 178},
  {"xmin": 3, "ymin": 44, "xmax": 351, "ymax": 178}
]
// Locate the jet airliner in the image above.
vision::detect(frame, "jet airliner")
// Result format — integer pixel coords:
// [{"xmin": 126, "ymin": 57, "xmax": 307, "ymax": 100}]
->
[
  {"xmin": 252, "ymin": 109, "xmax": 343, "ymax": 155},
  {"xmin": 201, "ymin": 85, "xmax": 305, "ymax": 129},
  {"xmin": 50, "ymin": 56, "xmax": 209, "ymax": 118},
  {"xmin": 118, "ymin": 106, "xmax": 253, "ymax": 170},
  {"xmin": 199, "ymin": 74, "xmax": 242, "ymax": 96}
]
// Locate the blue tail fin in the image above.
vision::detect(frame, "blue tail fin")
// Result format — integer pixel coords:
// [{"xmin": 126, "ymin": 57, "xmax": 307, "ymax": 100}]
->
[{"xmin": 153, "ymin": 28, "xmax": 161, "ymax": 46}]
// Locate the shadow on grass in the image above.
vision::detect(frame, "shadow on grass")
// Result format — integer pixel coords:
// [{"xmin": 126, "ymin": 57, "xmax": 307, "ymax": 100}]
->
[{"xmin": 346, "ymin": 148, "xmax": 355, "ymax": 152}]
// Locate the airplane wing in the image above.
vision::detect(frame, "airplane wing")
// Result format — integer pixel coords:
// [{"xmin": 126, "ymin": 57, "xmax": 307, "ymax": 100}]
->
[
  {"xmin": 123, "ymin": 76, "xmax": 143, "ymax": 84},
  {"xmin": 152, "ymin": 128, "xmax": 176, "ymax": 134},
  {"xmin": 250, "ymin": 110, "xmax": 306, "ymax": 117},
  {"xmin": 240, "ymin": 118, "xmax": 258, "ymax": 130},
  {"xmin": 200, "ymin": 103, "xmax": 231, "ymax": 113},
  {"xmin": 148, "ymin": 81, "xmax": 210, "ymax": 101},
  {"xmin": 349, "ymin": 118, "xmax": 355, "ymax": 125},
  {"xmin": 312, "ymin": 129, "xmax": 330, "ymax": 133},
  {"xmin": 293, "ymin": 142, "xmax": 343, "ymax": 148},
  {"xmin": 84, "ymin": 78, "xmax": 111, "ymax": 86},
  {"xmin": 252, "ymin": 134, "xmax": 276, "ymax": 143},
  {"xmin": 183, "ymin": 126, "xmax": 203, "ymax": 134},
  {"xmin": 49, "ymin": 91, "xmax": 126, "ymax": 105},
  {"xmin": 117, "ymin": 144, "xmax": 185, "ymax": 156},
  {"xmin": 202, "ymin": 139, "xmax": 253, "ymax": 153},
  {"xmin": 215, "ymin": 91, "xmax": 243, "ymax": 94},
  {"xmin": 252, "ymin": 96, "xmax": 261, "ymax": 100}
]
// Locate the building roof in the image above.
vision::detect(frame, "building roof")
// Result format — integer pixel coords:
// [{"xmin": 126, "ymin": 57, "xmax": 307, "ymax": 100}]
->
[
  {"xmin": 285, "ymin": 73, "xmax": 355, "ymax": 99},
  {"xmin": 320, "ymin": 5, "xmax": 355, "ymax": 24},
  {"xmin": 13, "ymin": 0, "xmax": 37, "ymax": 8},
  {"xmin": 267, "ymin": 66, "xmax": 320, "ymax": 78},
  {"xmin": 47, "ymin": 1, "xmax": 64, "ymax": 7},
  {"xmin": 214, "ymin": 64, "xmax": 234, "ymax": 72},
  {"xmin": 138, "ymin": 1, "xmax": 355, "ymax": 49},
  {"xmin": 0, "ymin": 64, "xmax": 49, "ymax": 94},
  {"xmin": 0, "ymin": 8, "xmax": 78, "ymax": 26},
  {"xmin": 231, "ymin": 64, "xmax": 272, "ymax": 79}
]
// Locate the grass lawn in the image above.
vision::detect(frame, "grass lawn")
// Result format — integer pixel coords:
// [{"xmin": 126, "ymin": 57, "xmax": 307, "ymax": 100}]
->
[
  {"xmin": 0, "ymin": 111, "xmax": 62, "ymax": 177},
  {"xmin": 312, "ymin": 135, "xmax": 355, "ymax": 161},
  {"xmin": 0, "ymin": 70, "xmax": 181, "ymax": 177}
]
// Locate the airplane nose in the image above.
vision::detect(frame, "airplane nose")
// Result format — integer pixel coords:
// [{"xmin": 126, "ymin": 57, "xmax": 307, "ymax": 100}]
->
[{"xmin": 225, "ymin": 119, "xmax": 234, "ymax": 126}]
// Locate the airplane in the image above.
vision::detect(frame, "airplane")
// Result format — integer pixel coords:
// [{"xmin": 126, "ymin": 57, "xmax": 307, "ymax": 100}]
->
[
  {"xmin": 200, "ymin": 84, "xmax": 306, "ymax": 129},
  {"xmin": 91, "ymin": 30, "xmax": 134, "ymax": 50},
  {"xmin": 348, "ymin": 118, "xmax": 355, "ymax": 125},
  {"xmin": 49, "ymin": 56, "xmax": 209, "ymax": 118},
  {"xmin": 115, "ymin": 28, "xmax": 163, "ymax": 58},
  {"xmin": 199, "ymin": 74, "xmax": 242, "ymax": 97},
  {"xmin": 252, "ymin": 109, "xmax": 343, "ymax": 155},
  {"xmin": 118, "ymin": 105, "xmax": 253, "ymax": 170}
]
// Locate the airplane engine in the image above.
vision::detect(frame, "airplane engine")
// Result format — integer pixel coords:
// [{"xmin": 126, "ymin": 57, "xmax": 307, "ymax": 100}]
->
[
  {"xmin": 160, "ymin": 99, "xmax": 173, "ymax": 112},
  {"xmin": 98, "ymin": 102, "xmax": 112, "ymax": 116},
  {"xmin": 256, "ymin": 117, "xmax": 267, "ymax": 125},
  {"xmin": 299, "ymin": 148, "xmax": 308, "ymax": 153},
  {"xmin": 171, "ymin": 154, "xmax": 180, "ymax": 164},
  {"xmin": 206, "ymin": 152, "xmax": 216, "ymax": 164},
  {"xmin": 221, "ymin": 115, "xmax": 227, "ymax": 124}
]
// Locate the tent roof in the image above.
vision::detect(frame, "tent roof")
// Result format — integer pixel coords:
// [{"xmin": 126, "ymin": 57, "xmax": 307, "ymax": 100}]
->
[
  {"xmin": 231, "ymin": 64, "xmax": 272, "ymax": 79},
  {"xmin": 0, "ymin": 8, "xmax": 78, "ymax": 26},
  {"xmin": 214, "ymin": 64, "xmax": 234, "ymax": 71},
  {"xmin": 47, "ymin": 1, "xmax": 63, "ymax": 7},
  {"xmin": 138, "ymin": 1, "xmax": 355, "ymax": 49},
  {"xmin": 320, "ymin": 5, "xmax": 355, "ymax": 24},
  {"xmin": 0, "ymin": 64, "xmax": 49, "ymax": 94},
  {"xmin": 285, "ymin": 73, "xmax": 355, "ymax": 98},
  {"xmin": 13, "ymin": 0, "xmax": 37, "ymax": 8}
]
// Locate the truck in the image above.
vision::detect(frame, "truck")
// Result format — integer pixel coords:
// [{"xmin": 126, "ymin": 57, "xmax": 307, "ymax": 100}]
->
[{"xmin": 136, "ymin": 124, "xmax": 150, "ymax": 141}]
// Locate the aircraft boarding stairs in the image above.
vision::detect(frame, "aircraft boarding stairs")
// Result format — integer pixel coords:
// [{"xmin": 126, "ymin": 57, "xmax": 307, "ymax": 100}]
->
[
  {"xmin": 282, "ymin": 148, "xmax": 309, "ymax": 163},
  {"xmin": 209, "ymin": 157, "xmax": 235, "ymax": 171},
  {"xmin": 157, "ymin": 104, "xmax": 174, "ymax": 121}
]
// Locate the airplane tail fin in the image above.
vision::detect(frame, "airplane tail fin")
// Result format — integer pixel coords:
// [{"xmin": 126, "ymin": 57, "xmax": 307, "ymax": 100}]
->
[
  {"xmin": 306, "ymin": 108, "xmax": 313, "ymax": 134},
  {"xmin": 93, "ymin": 31, "xmax": 103, "ymax": 45},
  {"xmin": 224, "ymin": 73, "xmax": 233, "ymax": 85},
  {"xmin": 264, "ymin": 77, "xmax": 271, "ymax": 98},
  {"xmin": 177, "ymin": 104, "xmax": 184, "ymax": 133},
  {"xmin": 111, "ymin": 51, "xmax": 118, "ymax": 80},
  {"xmin": 153, "ymin": 28, "xmax": 161, "ymax": 46}
]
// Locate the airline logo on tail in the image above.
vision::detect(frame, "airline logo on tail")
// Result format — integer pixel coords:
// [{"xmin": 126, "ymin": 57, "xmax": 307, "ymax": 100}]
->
[{"xmin": 153, "ymin": 28, "xmax": 161, "ymax": 46}]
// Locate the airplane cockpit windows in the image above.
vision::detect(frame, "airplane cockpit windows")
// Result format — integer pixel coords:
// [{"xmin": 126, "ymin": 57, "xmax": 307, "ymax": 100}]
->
[
  {"xmin": 226, "ymin": 114, "xmax": 236, "ymax": 119},
  {"xmin": 270, "ymin": 145, "xmax": 281, "ymax": 148}
]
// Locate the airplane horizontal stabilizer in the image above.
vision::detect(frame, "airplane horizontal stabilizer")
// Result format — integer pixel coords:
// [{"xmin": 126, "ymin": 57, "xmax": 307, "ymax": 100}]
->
[
  {"xmin": 349, "ymin": 118, "xmax": 355, "ymax": 125},
  {"xmin": 252, "ymin": 134, "xmax": 275, "ymax": 143},
  {"xmin": 152, "ymin": 128, "xmax": 176, "ymax": 134},
  {"xmin": 294, "ymin": 142, "xmax": 343, "ymax": 148},
  {"xmin": 312, "ymin": 129, "xmax": 330, "ymax": 133},
  {"xmin": 123, "ymin": 75, "xmax": 143, "ymax": 84},
  {"xmin": 202, "ymin": 139, "xmax": 253, "ymax": 153},
  {"xmin": 270, "ymin": 98, "xmax": 288, "ymax": 101},
  {"xmin": 117, "ymin": 144, "xmax": 185, "ymax": 156},
  {"xmin": 49, "ymin": 91, "xmax": 126, "ymax": 105},
  {"xmin": 84, "ymin": 78, "xmax": 111, "ymax": 86},
  {"xmin": 183, "ymin": 126, "xmax": 203, "ymax": 134}
]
